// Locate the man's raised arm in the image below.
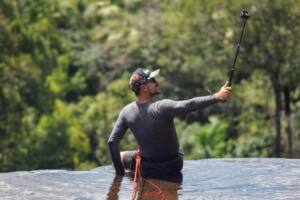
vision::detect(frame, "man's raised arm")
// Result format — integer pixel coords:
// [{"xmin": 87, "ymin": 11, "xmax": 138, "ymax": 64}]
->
[{"xmin": 158, "ymin": 82, "xmax": 231, "ymax": 117}]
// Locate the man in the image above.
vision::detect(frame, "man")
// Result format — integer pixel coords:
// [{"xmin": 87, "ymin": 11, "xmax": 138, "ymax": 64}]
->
[{"xmin": 108, "ymin": 68, "xmax": 231, "ymax": 178}]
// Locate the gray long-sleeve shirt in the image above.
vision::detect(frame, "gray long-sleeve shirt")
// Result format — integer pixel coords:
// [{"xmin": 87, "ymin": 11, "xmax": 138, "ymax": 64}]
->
[{"xmin": 108, "ymin": 95, "xmax": 218, "ymax": 163}]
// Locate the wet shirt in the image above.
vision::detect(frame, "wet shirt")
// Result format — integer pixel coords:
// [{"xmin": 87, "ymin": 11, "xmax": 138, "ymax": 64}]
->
[{"xmin": 108, "ymin": 95, "xmax": 218, "ymax": 160}]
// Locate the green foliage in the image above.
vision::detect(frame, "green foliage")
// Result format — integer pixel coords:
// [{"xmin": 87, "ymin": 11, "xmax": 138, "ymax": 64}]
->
[
  {"xmin": 177, "ymin": 116, "xmax": 229, "ymax": 159},
  {"xmin": 1, "ymin": 0, "xmax": 300, "ymax": 171},
  {"xmin": 227, "ymin": 106, "xmax": 275, "ymax": 157},
  {"xmin": 69, "ymin": 76, "xmax": 135, "ymax": 165},
  {"xmin": 29, "ymin": 99, "xmax": 93, "ymax": 170}
]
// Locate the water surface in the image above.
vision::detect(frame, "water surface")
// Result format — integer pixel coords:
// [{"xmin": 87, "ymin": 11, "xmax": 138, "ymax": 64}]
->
[{"xmin": 0, "ymin": 158, "xmax": 299, "ymax": 200}]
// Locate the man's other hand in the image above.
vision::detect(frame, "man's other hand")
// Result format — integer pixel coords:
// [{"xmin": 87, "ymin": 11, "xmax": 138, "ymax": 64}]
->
[{"xmin": 213, "ymin": 82, "xmax": 232, "ymax": 102}]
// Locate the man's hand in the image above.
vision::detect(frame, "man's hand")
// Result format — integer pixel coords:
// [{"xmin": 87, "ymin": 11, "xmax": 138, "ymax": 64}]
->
[
  {"xmin": 108, "ymin": 141, "xmax": 125, "ymax": 176},
  {"xmin": 116, "ymin": 168, "xmax": 125, "ymax": 176},
  {"xmin": 213, "ymin": 82, "xmax": 232, "ymax": 102}
]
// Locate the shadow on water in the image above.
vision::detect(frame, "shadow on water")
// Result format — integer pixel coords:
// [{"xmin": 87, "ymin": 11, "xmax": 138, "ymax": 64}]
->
[{"xmin": 106, "ymin": 172, "xmax": 183, "ymax": 200}]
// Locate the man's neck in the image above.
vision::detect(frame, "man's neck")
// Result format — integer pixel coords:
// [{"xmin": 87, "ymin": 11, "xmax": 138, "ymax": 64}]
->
[{"xmin": 137, "ymin": 95, "xmax": 153, "ymax": 104}]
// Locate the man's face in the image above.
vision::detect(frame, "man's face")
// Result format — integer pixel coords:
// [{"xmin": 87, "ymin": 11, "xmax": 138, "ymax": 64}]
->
[{"xmin": 146, "ymin": 78, "xmax": 160, "ymax": 96}]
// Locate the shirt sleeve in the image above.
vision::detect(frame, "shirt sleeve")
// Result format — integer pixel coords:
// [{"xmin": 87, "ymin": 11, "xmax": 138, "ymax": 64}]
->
[
  {"xmin": 158, "ymin": 95, "xmax": 218, "ymax": 117},
  {"xmin": 108, "ymin": 109, "xmax": 128, "ymax": 143},
  {"xmin": 107, "ymin": 110, "xmax": 128, "ymax": 176}
]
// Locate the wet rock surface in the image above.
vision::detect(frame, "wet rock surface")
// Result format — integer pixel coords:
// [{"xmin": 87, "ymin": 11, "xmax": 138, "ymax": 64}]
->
[{"xmin": 0, "ymin": 158, "xmax": 299, "ymax": 200}]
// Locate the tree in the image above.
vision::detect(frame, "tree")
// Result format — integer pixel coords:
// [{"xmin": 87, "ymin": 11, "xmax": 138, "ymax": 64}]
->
[{"xmin": 241, "ymin": 0, "xmax": 300, "ymax": 157}]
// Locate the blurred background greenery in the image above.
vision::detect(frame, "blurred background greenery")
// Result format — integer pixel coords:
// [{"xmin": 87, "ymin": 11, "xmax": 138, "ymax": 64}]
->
[{"xmin": 0, "ymin": 0, "xmax": 299, "ymax": 171}]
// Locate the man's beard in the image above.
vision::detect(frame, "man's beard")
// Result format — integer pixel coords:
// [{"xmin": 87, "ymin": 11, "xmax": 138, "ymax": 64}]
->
[{"xmin": 150, "ymin": 87, "xmax": 160, "ymax": 96}]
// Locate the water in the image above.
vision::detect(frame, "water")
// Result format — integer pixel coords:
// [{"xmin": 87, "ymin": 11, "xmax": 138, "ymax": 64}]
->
[{"xmin": 0, "ymin": 158, "xmax": 299, "ymax": 200}]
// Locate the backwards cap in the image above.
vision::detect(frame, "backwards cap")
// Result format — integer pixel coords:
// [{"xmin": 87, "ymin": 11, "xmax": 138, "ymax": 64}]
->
[{"xmin": 129, "ymin": 68, "xmax": 160, "ymax": 92}]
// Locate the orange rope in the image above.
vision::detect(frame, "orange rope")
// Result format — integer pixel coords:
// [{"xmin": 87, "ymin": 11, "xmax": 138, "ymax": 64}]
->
[
  {"xmin": 131, "ymin": 152, "xmax": 165, "ymax": 200},
  {"xmin": 131, "ymin": 152, "xmax": 142, "ymax": 200}
]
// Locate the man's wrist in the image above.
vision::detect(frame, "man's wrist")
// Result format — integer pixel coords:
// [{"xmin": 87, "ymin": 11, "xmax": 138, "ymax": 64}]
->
[
  {"xmin": 213, "ymin": 93, "xmax": 221, "ymax": 102},
  {"xmin": 116, "ymin": 169, "xmax": 125, "ymax": 176}
]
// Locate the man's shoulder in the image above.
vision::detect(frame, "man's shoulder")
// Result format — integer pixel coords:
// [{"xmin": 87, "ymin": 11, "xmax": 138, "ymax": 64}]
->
[
  {"xmin": 121, "ymin": 101, "xmax": 137, "ymax": 113},
  {"xmin": 154, "ymin": 99, "xmax": 174, "ymax": 106},
  {"xmin": 151, "ymin": 99, "xmax": 176, "ymax": 113}
]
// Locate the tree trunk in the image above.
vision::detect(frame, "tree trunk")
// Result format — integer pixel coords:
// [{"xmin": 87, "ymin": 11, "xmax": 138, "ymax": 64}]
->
[
  {"xmin": 283, "ymin": 86, "xmax": 293, "ymax": 158},
  {"xmin": 272, "ymin": 73, "xmax": 282, "ymax": 157}
]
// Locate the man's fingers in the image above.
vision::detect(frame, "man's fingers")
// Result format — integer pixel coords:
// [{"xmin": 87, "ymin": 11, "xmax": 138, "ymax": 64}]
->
[
  {"xmin": 224, "ymin": 85, "xmax": 232, "ymax": 89},
  {"xmin": 222, "ymin": 84, "xmax": 232, "ymax": 91},
  {"xmin": 224, "ymin": 81, "xmax": 230, "ymax": 87},
  {"xmin": 215, "ymin": 83, "xmax": 232, "ymax": 102},
  {"xmin": 222, "ymin": 88, "xmax": 232, "ymax": 93}
]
